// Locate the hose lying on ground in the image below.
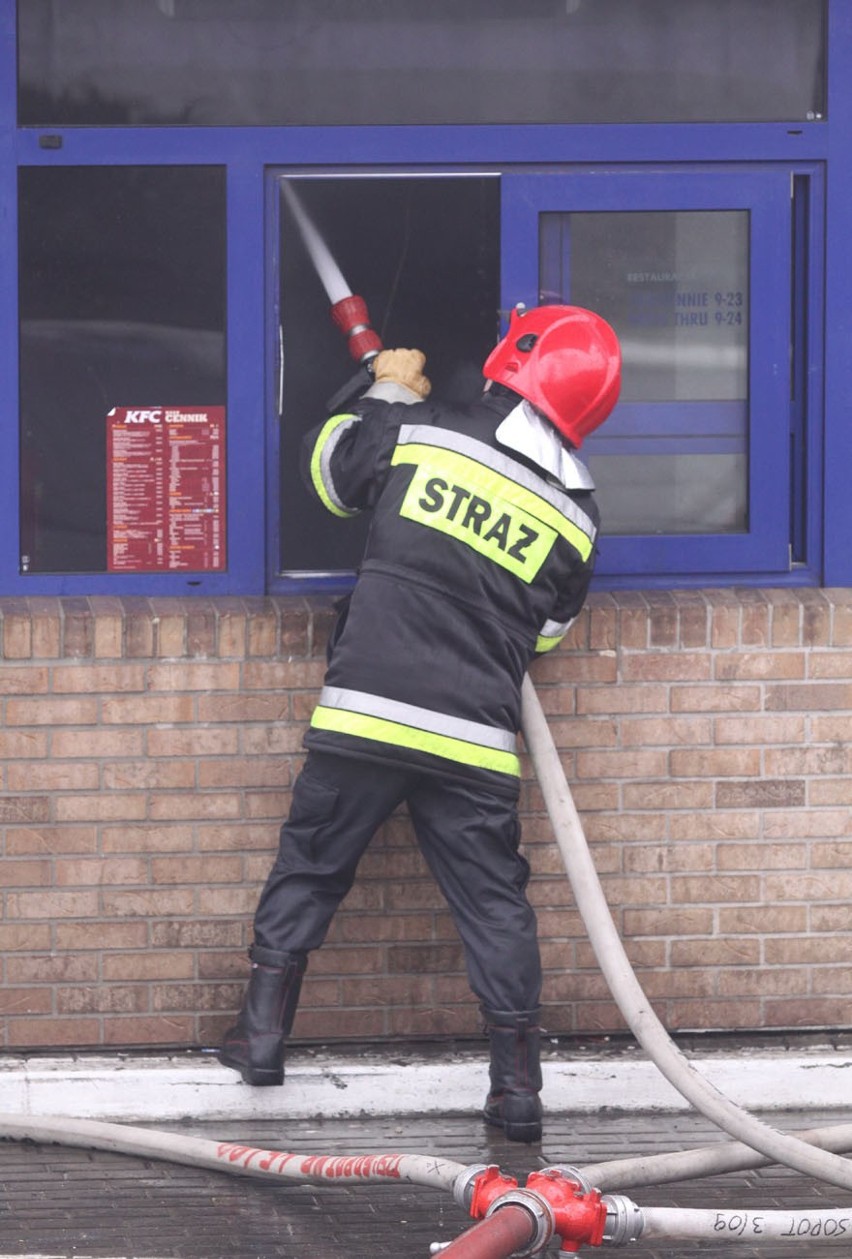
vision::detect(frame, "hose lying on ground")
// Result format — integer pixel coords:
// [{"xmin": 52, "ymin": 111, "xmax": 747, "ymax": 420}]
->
[
  {"xmin": 520, "ymin": 673, "xmax": 852, "ymax": 1194},
  {"xmin": 0, "ymin": 1112, "xmax": 464, "ymax": 1194},
  {"xmin": 577, "ymin": 1121, "xmax": 852, "ymax": 1191}
]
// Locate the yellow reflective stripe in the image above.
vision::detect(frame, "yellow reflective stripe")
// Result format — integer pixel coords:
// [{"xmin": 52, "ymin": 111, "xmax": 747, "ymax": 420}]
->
[
  {"xmin": 311, "ymin": 705, "xmax": 521, "ymax": 778},
  {"xmin": 310, "ymin": 414, "xmax": 360, "ymax": 518},
  {"xmin": 535, "ymin": 615, "xmax": 573, "ymax": 654},
  {"xmin": 392, "ymin": 443, "xmax": 594, "ymax": 564},
  {"xmin": 535, "ymin": 631, "xmax": 565, "ymax": 653}
]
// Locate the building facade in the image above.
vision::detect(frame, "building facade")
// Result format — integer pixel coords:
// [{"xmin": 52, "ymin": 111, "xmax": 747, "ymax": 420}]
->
[{"xmin": 1, "ymin": 1, "xmax": 851, "ymax": 1051}]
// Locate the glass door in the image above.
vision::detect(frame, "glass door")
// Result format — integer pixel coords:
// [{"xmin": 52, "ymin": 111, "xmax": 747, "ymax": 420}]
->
[{"xmin": 501, "ymin": 169, "xmax": 793, "ymax": 576}]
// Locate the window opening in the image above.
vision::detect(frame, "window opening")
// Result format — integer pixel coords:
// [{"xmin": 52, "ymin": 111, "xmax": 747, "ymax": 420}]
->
[{"xmin": 276, "ymin": 173, "xmax": 500, "ymax": 578}]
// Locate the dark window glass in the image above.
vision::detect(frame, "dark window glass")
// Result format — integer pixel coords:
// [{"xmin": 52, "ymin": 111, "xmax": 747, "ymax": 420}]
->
[
  {"xmin": 542, "ymin": 209, "xmax": 750, "ymax": 536},
  {"xmin": 18, "ymin": 0, "xmax": 825, "ymax": 128},
  {"xmin": 278, "ymin": 174, "xmax": 499, "ymax": 575},
  {"xmin": 19, "ymin": 166, "xmax": 226, "ymax": 574}
]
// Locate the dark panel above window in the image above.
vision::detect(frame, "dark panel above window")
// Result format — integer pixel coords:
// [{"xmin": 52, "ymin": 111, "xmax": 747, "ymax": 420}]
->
[{"xmin": 18, "ymin": 0, "xmax": 825, "ymax": 128}]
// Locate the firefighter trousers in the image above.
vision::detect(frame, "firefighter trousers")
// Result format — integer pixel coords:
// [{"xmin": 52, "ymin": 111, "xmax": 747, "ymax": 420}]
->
[{"xmin": 252, "ymin": 750, "xmax": 542, "ymax": 1015}]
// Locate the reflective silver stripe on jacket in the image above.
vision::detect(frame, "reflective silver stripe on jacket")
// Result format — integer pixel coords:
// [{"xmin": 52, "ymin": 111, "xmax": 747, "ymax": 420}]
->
[
  {"xmin": 317, "ymin": 414, "xmax": 362, "ymax": 514},
  {"xmin": 536, "ymin": 615, "xmax": 575, "ymax": 653},
  {"xmin": 540, "ymin": 615, "xmax": 574, "ymax": 641},
  {"xmin": 317, "ymin": 685, "xmax": 517, "ymax": 753},
  {"xmin": 396, "ymin": 423, "xmax": 596, "ymax": 544}
]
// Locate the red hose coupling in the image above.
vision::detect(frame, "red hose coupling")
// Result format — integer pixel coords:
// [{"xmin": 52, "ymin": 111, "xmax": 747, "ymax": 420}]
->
[
  {"xmin": 524, "ymin": 1170, "xmax": 608, "ymax": 1254},
  {"xmin": 467, "ymin": 1165, "xmax": 520, "ymax": 1219},
  {"xmin": 330, "ymin": 295, "xmax": 383, "ymax": 364}
]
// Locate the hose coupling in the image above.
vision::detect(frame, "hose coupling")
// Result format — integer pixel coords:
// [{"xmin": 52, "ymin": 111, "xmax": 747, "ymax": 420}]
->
[
  {"xmin": 485, "ymin": 1188, "xmax": 553, "ymax": 1256},
  {"xmin": 539, "ymin": 1164, "xmax": 595, "ymax": 1194},
  {"xmin": 452, "ymin": 1164, "xmax": 494, "ymax": 1212},
  {"xmin": 524, "ymin": 1169, "xmax": 608, "ymax": 1253},
  {"xmin": 464, "ymin": 1164, "xmax": 520, "ymax": 1218},
  {"xmin": 601, "ymin": 1194, "xmax": 644, "ymax": 1246}
]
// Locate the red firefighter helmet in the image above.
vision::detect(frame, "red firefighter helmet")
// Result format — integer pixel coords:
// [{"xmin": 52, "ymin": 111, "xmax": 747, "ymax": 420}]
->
[{"xmin": 483, "ymin": 304, "xmax": 621, "ymax": 448}]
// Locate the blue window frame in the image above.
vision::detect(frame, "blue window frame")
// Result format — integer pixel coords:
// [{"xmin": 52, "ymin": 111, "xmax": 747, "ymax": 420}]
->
[
  {"xmin": 2, "ymin": 0, "xmax": 851, "ymax": 594},
  {"xmin": 500, "ymin": 168, "xmax": 819, "ymax": 582}
]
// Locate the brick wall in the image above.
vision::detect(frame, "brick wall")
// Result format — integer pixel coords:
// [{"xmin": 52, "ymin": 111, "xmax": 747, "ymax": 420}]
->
[{"xmin": 1, "ymin": 589, "xmax": 851, "ymax": 1052}]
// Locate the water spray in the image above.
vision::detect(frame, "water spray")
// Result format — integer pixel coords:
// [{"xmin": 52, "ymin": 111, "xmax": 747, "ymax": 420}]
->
[{"xmin": 281, "ymin": 180, "xmax": 383, "ymax": 367}]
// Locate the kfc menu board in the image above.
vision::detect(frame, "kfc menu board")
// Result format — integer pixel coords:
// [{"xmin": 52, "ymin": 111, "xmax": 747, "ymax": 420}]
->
[{"xmin": 107, "ymin": 406, "xmax": 226, "ymax": 572}]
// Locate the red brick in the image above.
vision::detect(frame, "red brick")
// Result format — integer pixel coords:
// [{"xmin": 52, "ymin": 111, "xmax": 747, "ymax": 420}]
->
[
  {"xmin": 0, "ymin": 666, "xmax": 49, "ymax": 695},
  {"xmin": 151, "ymin": 856, "xmax": 241, "ymax": 884},
  {"xmin": 669, "ymin": 812, "xmax": 759, "ymax": 841},
  {"xmin": 148, "ymin": 792, "xmax": 241, "ymax": 821},
  {"xmin": 51, "ymin": 728, "xmax": 144, "ymax": 757},
  {"xmin": 55, "ymin": 794, "xmax": 147, "ymax": 822},
  {"xmin": 714, "ymin": 715, "xmax": 805, "ymax": 744},
  {"xmin": 765, "ymin": 682, "xmax": 852, "ymax": 711},
  {"xmin": 147, "ymin": 727, "xmax": 239, "ymax": 756},
  {"xmin": 666, "ymin": 999, "xmax": 762, "ymax": 1030},
  {"xmin": 100, "ymin": 889, "xmax": 195, "ymax": 917},
  {"xmin": 807, "ymin": 778, "xmax": 852, "ymax": 806},
  {"xmin": 6, "ymin": 890, "xmax": 99, "ymax": 919},
  {"xmin": 7, "ymin": 761, "xmax": 100, "ymax": 791},
  {"xmin": 620, "ymin": 716, "xmax": 711, "ymax": 746},
  {"xmin": 718, "ymin": 904, "xmax": 808, "ymax": 933},
  {"xmin": 715, "ymin": 652, "xmax": 804, "ymax": 680},
  {"xmin": 102, "ymin": 824, "xmax": 196, "ymax": 853},
  {"xmin": 624, "ymin": 907, "xmax": 714, "ymax": 936},
  {"xmin": 149, "ymin": 920, "xmax": 244, "ymax": 948},
  {"xmin": 670, "ymin": 748, "xmax": 760, "ymax": 777},
  {"xmin": 621, "ymin": 652, "xmax": 712, "ymax": 682},
  {"xmin": 52, "ymin": 664, "xmax": 146, "ymax": 693},
  {"xmin": 765, "ymin": 936, "xmax": 852, "ymax": 964},
  {"xmin": 54, "ymin": 858, "xmax": 148, "ymax": 887},
  {"xmin": 102, "ymin": 695, "xmax": 195, "ymax": 724},
  {"xmin": 6, "ymin": 697, "xmax": 98, "ymax": 724},
  {"xmin": 670, "ymin": 874, "xmax": 761, "ymax": 904},
  {"xmin": 29, "ymin": 598, "xmax": 62, "ymax": 658},
  {"xmin": 577, "ymin": 749, "xmax": 668, "ymax": 779},
  {"xmin": 717, "ymin": 841, "xmax": 807, "ymax": 870},
  {"xmin": 764, "ymin": 809, "xmax": 852, "ymax": 838},
  {"xmin": 7, "ymin": 1018, "xmax": 101, "ymax": 1047},
  {"xmin": 0, "ymin": 730, "xmax": 48, "ymax": 755},
  {"xmin": 573, "ymin": 684, "xmax": 669, "ymax": 715},
  {"xmin": 716, "ymin": 779, "xmax": 805, "ymax": 809},
  {"xmin": 103, "ymin": 1016, "xmax": 195, "ymax": 1045},
  {"xmin": 0, "ymin": 859, "xmax": 52, "ymax": 886},
  {"xmin": 671, "ymin": 685, "xmax": 761, "ymax": 713},
  {"xmin": 622, "ymin": 781, "xmax": 714, "ymax": 811},
  {"xmin": 0, "ymin": 922, "xmax": 51, "ymax": 951},
  {"xmin": 57, "ymin": 985, "xmax": 149, "ymax": 1015},
  {"xmin": 102, "ymin": 760, "xmax": 196, "ymax": 790},
  {"xmin": 7, "ymin": 954, "xmax": 99, "ymax": 983},
  {"xmin": 671, "ymin": 938, "xmax": 760, "ymax": 967},
  {"xmin": 54, "ymin": 922, "xmax": 149, "ymax": 950}
]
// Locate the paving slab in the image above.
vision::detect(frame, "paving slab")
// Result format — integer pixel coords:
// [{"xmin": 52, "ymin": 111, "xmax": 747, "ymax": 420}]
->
[{"xmin": 3, "ymin": 1107, "xmax": 852, "ymax": 1259}]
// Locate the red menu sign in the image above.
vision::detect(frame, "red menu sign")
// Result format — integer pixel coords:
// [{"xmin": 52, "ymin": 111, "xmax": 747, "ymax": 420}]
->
[{"xmin": 107, "ymin": 406, "xmax": 226, "ymax": 572}]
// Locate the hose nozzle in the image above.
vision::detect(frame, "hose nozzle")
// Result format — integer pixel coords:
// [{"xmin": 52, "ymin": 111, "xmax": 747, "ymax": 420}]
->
[{"xmin": 330, "ymin": 295, "xmax": 383, "ymax": 365}]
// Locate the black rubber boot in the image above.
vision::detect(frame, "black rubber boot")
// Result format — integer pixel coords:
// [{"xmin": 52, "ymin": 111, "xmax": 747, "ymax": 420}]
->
[
  {"xmin": 481, "ymin": 1008, "xmax": 543, "ymax": 1143},
  {"xmin": 218, "ymin": 944, "xmax": 306, "ymax": 1086}
]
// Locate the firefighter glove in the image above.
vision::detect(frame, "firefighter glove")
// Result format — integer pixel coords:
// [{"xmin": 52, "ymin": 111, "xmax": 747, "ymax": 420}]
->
[{"xmin": 372, "ymin": 348, "xmax": 432, "ymax": 399}]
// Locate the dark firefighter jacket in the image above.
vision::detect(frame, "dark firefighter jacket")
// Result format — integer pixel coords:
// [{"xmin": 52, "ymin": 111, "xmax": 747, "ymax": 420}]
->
[{"xmin": 300, "ymin": 388, "xmax": 600, "ymax": 798}]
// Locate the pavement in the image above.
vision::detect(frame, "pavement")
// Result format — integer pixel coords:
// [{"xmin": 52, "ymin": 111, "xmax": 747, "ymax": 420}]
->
[{"xmin": 3, "ymin": 1039, "xmax": 852, "ymax": 1258}]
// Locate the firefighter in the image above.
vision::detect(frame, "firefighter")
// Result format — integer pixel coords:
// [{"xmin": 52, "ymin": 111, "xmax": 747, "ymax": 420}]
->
[{"xmin": 219, "ymin": 305, "xmax": 621, "ymax": 1143}]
